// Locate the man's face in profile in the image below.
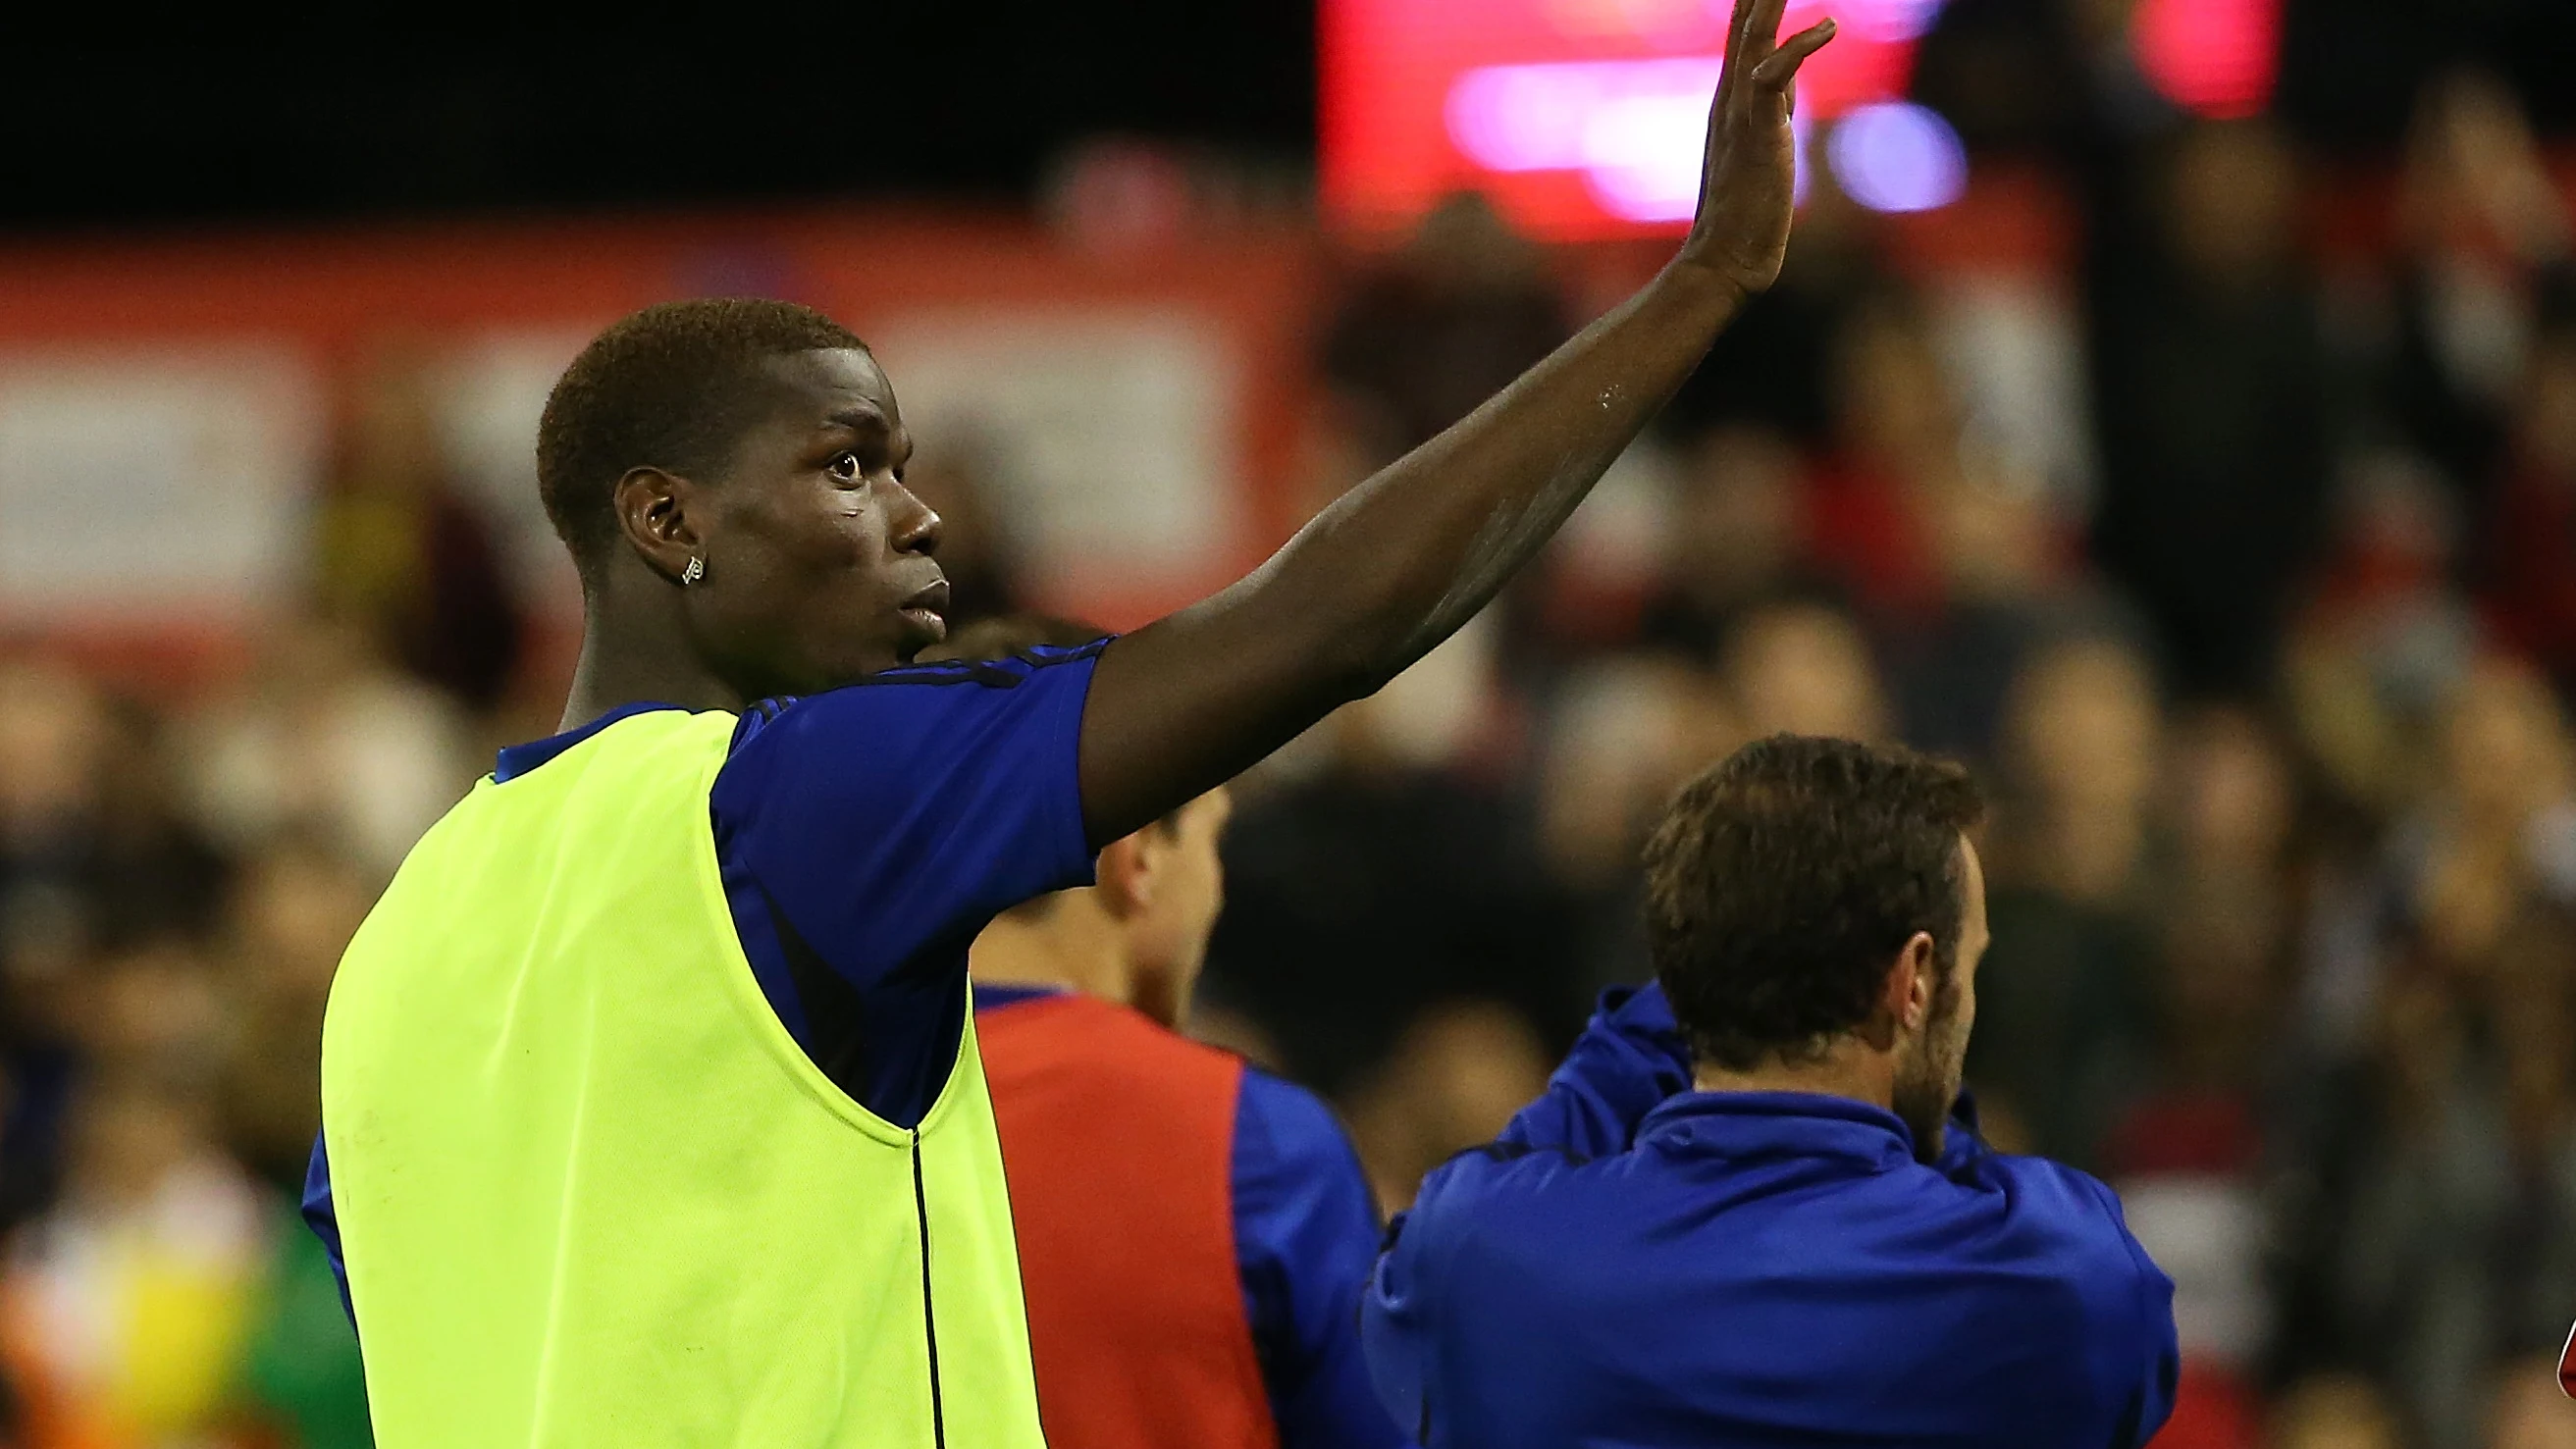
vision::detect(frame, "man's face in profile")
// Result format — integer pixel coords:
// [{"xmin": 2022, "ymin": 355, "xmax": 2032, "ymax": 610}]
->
[{"xmin": 1892, "ymin": 837, "xmax": 1987, "ymax": 1163}]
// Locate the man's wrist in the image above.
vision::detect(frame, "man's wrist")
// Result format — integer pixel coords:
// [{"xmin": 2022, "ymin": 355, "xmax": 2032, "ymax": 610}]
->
[{"xmin": 1657, "ymin": 249, "xmax": 1761, "ymax": 321}]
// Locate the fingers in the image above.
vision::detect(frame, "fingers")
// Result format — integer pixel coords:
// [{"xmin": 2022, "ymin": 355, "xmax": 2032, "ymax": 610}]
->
[
  {"xmin": 1714, "ymin": 0, "xmax": 1761, "ymax": 110},
  {"xmin": 1738, "ymin": 0, "xmax": 1790, "ymax": 74},
  {"xmin": 1751, "ymin": 18, "xmax": 1835, "ymax": 91}
]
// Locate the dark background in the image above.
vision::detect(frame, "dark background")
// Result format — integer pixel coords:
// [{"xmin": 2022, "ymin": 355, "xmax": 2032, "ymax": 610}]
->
[{"xmin": 7, "ymin": 0, "xmax": 2572, "ymax": 236}]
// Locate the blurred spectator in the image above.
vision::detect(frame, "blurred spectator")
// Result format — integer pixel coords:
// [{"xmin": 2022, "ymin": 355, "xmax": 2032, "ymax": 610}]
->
[
  {"xmin": 2286, "ymin": 458, "xmax": 2482, "ymax": 821},
  {"xmin": 2, "ymin": 1073, "xmax": 268, "ymax": 1449},
  {"xmin": 2108, "ymin": 882, "xmax": 2284, "ymax": 1410},
  {"xmin": 2090, "ymin": 120, "xmax": 2335, "ymax": 695},
  {"xmin": 2297, "ymin": 899, "xmax": 2576, "ymax": 1448},
  {"xmin": 1536, "ymin": 652, "xmax": 1740, "ymax": 998},
  {"xmin": 2270, "ymin": 1374, "xmax": 2407, "ymax": 1449},
  {"xmin": 1804, "ymin": 290, "xmax": 1962, "ymax": 624},
  {"xmin": 310, "ymin": 349, "xmax": 524, "ymax": 714},
  {"xmin": 1634, "ymin": 425, "xmax": 1814, "ymax": 662},
  {"xmin": 2486, "ymin": 1356, "xmax": 2576, "ymax": 1449},
  {"xmin": 1202, "ymin": 623, "xmax": 1578, "ymax": 1100},
  {"xmin": 184, "ymin": 618, "xmax": 476, "ymax": 880},
  {"xmin": 1339, "ymin": 1002, "xmax": 1551, "ymax": 1216},
  {"xmin": 2479, "ymin": 315, "xmax": 2576, "ymax": 692},
  {"xmin": 217, "ymin": 842, "xmax": 375, "ymax": 1194},
  {"xmin": 2380, "ymin": 72, "xmax": 2576, "ymax": 514},
  {"xmin": 0, "ymin": 664, "xmax": 230, "ymax": 967},
  {"xmin": 1718, "ymin": 597, "xmax": 1893, "ymax": 744},
  {"xmin": 1801, "ymin": 286, "xmax": 2085, "ymax": 761},
  {"xmin": 1967, "ymin": 632, "xmax": 2164, "ymax": 1165},
  {"xmin": 2392, "ymin": 657, "xmax": 2576, "ymax": 982},
  {"xmin": 1320, "ymin": 190, "xmax": 1573, "ymax": 460},
  {"xmin": 222, "ymin": 845, "xmax": 374, "ymax": 1447}
]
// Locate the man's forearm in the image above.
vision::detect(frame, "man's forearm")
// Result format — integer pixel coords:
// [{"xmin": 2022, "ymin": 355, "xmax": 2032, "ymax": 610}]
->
[
  {"xmin": 1276, "ymin": 260, "xmax": 1747, "ymax": 690},
  {"xmin": 1074, "ymin": 0, "xmax": 1827, "ymax": 842}
]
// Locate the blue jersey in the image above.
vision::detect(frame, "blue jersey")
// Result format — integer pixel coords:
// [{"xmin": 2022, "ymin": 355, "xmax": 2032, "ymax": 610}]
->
[{"xmin": 1363, "ymin": 983, "xmax": 2181, "ymax": 1449}]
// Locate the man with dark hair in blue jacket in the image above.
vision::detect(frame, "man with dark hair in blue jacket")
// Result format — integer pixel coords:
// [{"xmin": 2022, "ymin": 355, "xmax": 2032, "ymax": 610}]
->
[{"xmin": 1362, "ymin": 734, "xmax": 2180, "ymax": 1448}]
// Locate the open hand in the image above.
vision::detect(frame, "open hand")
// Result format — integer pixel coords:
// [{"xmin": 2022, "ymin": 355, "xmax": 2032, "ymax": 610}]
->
[{"xmin": 1679, "ymin": 0, "xmax": 1836, "ymax": 295}]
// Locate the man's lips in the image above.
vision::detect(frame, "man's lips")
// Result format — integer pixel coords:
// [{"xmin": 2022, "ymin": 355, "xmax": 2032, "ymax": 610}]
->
[{"xmin": 900, "ymin": 581, "xmax": 951, "ymax": 641}]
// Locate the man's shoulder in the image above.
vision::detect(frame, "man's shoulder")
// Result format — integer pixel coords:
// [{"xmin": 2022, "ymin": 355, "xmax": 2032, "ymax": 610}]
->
[
  {"xmin": 1930, "ymin": 1150, "xmax": 2171, "ymax": 1335},
  {"xmin": 977, "ymin": 994, "xmax": 1248, "ymax": 1104},
  {"xmin": 1235, "ymin": 1064, "xmax": 1363, "ymax": 1176},
  {"xmin": 724, "ymin": 642, "xmax": 1106, "ymax": 754}
]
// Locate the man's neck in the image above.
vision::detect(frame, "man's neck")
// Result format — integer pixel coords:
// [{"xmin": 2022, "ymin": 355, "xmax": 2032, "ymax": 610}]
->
[
  {"xmin": 967, "ymin": 901, "xmax": 1135, "ymax": 1010},
  {"xmin": 558, "ymin": 594, "xmax": 744, "ymax": 731},
  {"xmin": 1692, "ymin": 1040, "xmax": 1894, "ymax": 1112}
]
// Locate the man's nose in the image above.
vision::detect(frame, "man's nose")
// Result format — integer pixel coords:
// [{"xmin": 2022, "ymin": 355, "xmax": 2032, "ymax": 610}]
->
[{"xmin": 889, "ymin": 483, "xmax": 942, "ymax": 556}]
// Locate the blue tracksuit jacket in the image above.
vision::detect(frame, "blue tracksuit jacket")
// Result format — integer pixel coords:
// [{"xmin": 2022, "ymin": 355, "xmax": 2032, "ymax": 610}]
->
[{"xmin": 1361, "ymin": 983, "xmax": 2180, "ymax": 1448}]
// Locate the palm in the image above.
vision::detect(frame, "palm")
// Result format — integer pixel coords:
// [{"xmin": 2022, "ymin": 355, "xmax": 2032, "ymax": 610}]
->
[{"xmin": 1682, "ymin": 0, "xmax": 1835, "ymax": 294}]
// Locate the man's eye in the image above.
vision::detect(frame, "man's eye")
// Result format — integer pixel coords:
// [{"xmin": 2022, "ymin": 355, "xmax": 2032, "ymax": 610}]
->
[{"xmin": 827, "ymin": 451, "xmax": 862, "ymax": 482}]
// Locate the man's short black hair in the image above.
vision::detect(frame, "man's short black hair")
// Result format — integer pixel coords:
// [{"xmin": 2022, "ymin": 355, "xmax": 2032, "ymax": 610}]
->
[
  {"xmin": 536, "ymin": 298, "xmax": 868, "ymax": 586},
  {"xmin": 1643, "ymin": 734, "xmax": 1985, "ymax": 1071}
]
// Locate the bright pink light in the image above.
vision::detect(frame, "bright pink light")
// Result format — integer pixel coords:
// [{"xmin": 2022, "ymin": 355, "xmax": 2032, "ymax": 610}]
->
[
  {"xmin": 1326, "ymin": 0, "xmax": 1943, "ymax": 240},
  {"xmin": 2132, "ymin": 0, "xmax": 2281, "ymax": 121}
]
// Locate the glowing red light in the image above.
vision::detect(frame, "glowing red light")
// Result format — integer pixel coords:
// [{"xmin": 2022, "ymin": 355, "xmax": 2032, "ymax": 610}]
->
[
  {"xmin": 1324, "ymin": 0, "xmax": 1942, "ymax": 240},
  {"xmin": 2131, "ymin": 0, "xmax": 2281, "ymax": 121}
]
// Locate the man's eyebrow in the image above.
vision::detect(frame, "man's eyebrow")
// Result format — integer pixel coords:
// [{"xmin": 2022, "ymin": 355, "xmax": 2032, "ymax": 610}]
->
[{"xmin": 821, "ymin": 407, "xmax": 892, "ymax": 435}]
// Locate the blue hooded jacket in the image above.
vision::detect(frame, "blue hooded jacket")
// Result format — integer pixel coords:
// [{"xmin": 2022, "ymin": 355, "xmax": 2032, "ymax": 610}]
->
[{"xmin": 1362, "ymin": 983, "xmax": 2180, "ymax": 1448}]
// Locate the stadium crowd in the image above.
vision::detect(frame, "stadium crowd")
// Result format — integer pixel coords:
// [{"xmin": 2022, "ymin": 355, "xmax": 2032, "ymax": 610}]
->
[{"xmin": 3, "ymin": 65, "xmax": 2576, "ymax": 1449}]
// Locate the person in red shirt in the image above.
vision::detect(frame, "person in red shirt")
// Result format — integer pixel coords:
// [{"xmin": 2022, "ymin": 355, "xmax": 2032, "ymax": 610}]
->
[{"xmin": 944, "ymin": 616, "xmax": 1407, "ymax": 1449}]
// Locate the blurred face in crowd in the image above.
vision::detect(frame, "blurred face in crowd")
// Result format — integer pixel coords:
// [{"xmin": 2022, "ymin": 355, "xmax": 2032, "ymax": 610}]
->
[
  {"xmin": 2169, "ymin": 706, "xmax": 2293, "ymax": 867},
  {"xmin": 1672, "ymin": 426, "xmax": 1799, "ymax": 606},
  {"xmin": 232, "ymin": 846, "xmax": 379, "ymax": 998},
  {"xmin": 2525, "ymin": 336, "xmax": 2576, "ymax": 475},
  {"xmin": 2008, "ymin": 638, "xmax": 2160, "ymax": 816},
  {"xmin": 0, "ymin": 659, "xmax": 108, "ymax": 841},
  {"xmin": 1832, "ymin": 302, "xmax": 1955, "ymax": 467},
  {"xmin": 662, "ymin": 348, "xmax": 950, "ymax": 692},
  {"xmin": 2488, "ymin": 1357, "xmax": 2576, "ymax": 1449},
  {"xmin": 2442, "ymin": 655, "xmax": 2572, "ymax": 828},
  {"xmin": 2268, "ymin": 1374, "xmax": 2401, "ymax": 1449},
  {"xmin": 1111, "ymin": 788, "xmax": 1235, "ymax": 1029},
  {"xmin": 1722, "ymin": 603, "xmax": 1890, "ymax": 743},
  {"xmin": 2167, "ymin": 121, "xmax": 2297, "ymax": 285},
  {"xmin": 1893, "ymin": 836, "xmax": 1987, "ymax": 1159}
]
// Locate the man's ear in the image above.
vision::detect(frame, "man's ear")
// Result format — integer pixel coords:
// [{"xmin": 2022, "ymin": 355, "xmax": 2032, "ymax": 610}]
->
[
  {"xmin": 1863, "ymin": 932, "xmax": 1936, "ymax": 1050},
  {"xmin": 612, "ymin": 466, "xmax": 703, "ymax": 585},
  {"xmin": 1094, "ymin": 834, "xmax": 1154, "ymax": 919}
]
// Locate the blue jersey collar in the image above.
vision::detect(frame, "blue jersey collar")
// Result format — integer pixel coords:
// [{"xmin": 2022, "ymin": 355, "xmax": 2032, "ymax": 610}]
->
[
  {"xmin": 1637, "ymin": 1090, "xmax": 1920, "ymax": 1170},
  {"xmin": 493, "ymin": 701, "xmax": 683, "ymax": 783},
  {"xmin": 971, "ymin": 981, "xmax": 1073, "ymax": 1013}
]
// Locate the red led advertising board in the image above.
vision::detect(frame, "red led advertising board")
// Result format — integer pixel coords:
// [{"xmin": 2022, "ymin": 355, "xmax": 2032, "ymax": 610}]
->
[
  {"xmin": 1323, "ymin": 0, "xmax": 2279, "ymax": 240},
  {"xmin": 1324, "ymin": 0, "xmax": 1942, "ymax": 240}
]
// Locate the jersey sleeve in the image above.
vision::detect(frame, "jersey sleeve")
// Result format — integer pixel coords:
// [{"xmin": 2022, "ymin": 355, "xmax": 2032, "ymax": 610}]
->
[
  {"xmin": 302, "ymin": 1132, "xmax": 354, "ymax": 1326},
  {"xmin": 1232, "ymin": 1070, "xmax": 1410, "ymax": 1449},
  {"xmin": 1493, "ymin": 982, "xmax": 1694, "ymax": 1159},
  {"xmin": 708, "ymin": 644, "xmax": 1104, "ymax": 1125},
  {"xmin": 2079, "ymin": 1173, "xmax": 2182, "ymax": 1448},
  {"xmin": 1366, "ymin": 987, "xmax": 1686, "ymax": 1441}
]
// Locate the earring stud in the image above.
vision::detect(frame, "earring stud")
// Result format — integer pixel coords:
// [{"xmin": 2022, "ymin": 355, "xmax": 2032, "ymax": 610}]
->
[{"xmin": 680, "ymin": 556, "xmax": 705, "ymax": 587}]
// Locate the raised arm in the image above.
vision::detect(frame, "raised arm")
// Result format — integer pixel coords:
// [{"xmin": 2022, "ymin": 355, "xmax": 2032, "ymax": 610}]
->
[{"xmin": 1078, "ymin": 0, "xmax": 1834, "ymax": 839}]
